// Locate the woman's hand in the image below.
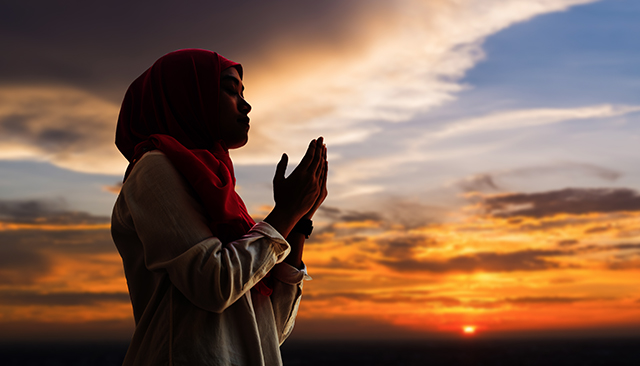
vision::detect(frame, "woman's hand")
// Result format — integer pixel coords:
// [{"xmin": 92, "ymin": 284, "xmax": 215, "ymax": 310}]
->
[
  {"xmin": 264, "ymin": 137, "xmax": 326, "ymax": 237},
  {"xmin": 304, "ymin": 142, "xmax": 327, "ymax": 220}
]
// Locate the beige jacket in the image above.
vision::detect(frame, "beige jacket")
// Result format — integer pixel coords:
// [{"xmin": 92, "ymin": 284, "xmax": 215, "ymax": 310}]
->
[{"xmin": 112, "ymin": 151, "xmax": 309, "ymax": 366}]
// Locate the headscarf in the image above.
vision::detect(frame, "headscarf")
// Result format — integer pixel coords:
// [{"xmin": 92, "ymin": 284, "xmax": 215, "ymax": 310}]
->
[{"xmin": 116, "ymin": 49, "xmax": 272, "ymax": 295}]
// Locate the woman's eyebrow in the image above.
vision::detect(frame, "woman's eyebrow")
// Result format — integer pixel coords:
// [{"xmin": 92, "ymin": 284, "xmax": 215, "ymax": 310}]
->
[{"xmin": 221, "ymin": 75, "xmax": 244, "ymax": 91}]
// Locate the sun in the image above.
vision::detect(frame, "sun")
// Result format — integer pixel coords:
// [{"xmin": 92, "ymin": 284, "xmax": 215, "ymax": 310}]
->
[{"xmin": 462, "ymin": 325, "xmax": 476, "ymax": 335}]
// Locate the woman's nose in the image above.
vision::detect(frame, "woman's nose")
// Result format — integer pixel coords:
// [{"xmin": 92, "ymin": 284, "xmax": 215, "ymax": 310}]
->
[{"xmin": 240, "ymin": 98, "xmax": 251, "ymax": 114}]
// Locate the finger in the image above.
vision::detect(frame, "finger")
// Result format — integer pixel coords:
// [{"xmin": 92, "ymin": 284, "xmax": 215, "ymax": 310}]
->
[
  {"xmin": 274, "ymin": 153, "xmax": 288, "ymax": 183},
  {"xmin": 317, "ymin": 160, "xmax": 328, "ymax": 204},
  {"xmin": 310, "ymin": 137, "xmax": 324, "ymax": 176},
  {"xmin": 321, "ymin": 160, "xmax": 328, "ymax": 189},
  {"xmin": 298, "ymin": 139, "xmax": 316, "ymax": 169}
]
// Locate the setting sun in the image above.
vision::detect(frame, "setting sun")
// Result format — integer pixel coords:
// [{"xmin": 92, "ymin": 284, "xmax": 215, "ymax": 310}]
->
[{"xmin": 463, "ymin": 326, "xmax": 476, "ymax": 335}]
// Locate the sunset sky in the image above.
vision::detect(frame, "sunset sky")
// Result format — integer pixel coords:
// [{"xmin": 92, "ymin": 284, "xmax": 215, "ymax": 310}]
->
[{"xmin": 1, "ymin": 0, "xmax": 640, "ymax": 342}]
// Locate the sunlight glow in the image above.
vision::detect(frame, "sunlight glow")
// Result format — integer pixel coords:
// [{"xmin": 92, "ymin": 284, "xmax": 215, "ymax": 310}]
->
[{"xmin": 463, "ymin": 326, "xmax": 476, "ymax": 335}]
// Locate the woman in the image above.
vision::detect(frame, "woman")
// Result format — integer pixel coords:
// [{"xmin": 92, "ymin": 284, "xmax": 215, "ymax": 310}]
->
[{"xmin": 112, "ymin": 49, "xmax": 327, "ymax": 365}]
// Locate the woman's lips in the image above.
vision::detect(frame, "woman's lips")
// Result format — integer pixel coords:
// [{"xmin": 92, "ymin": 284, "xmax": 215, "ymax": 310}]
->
[{"xmin": 238, "ymin": 116, "xmax": 250, "ymax": 125}]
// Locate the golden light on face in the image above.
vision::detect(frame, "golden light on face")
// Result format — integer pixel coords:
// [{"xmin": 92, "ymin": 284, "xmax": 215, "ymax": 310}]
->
[{"xmin": 463, "ymin": 326, "xmax": 476, "ymax": 335}]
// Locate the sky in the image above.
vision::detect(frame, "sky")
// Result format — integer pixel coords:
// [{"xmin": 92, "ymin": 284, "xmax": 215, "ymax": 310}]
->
[{"xmin": 1, "ymin": 0, "xmax": 640, "ymax": 342}]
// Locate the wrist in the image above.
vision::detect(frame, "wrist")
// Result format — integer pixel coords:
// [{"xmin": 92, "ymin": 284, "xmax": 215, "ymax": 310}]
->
[
  {"xmin": 291, "ymin": 218, "xmax": 313, "ymax": 239},
  {"xmin": 264, "ymin": 205, "xmax": 305, "ymax": 238}
]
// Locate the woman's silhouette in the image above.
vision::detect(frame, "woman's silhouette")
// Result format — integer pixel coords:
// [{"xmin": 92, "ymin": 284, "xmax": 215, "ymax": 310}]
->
[{"xmin": 112, "ymin": 49, "xmax": 327, "ymax": 365}]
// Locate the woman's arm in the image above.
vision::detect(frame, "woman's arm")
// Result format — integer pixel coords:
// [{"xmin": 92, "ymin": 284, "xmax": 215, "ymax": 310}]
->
[
  {"xmin": 269, "ymin": 142, "xmax": 327, "ymax": 342},
  {"xmin": 117, "ymin": 152, "xmax": 290, "ymax": 314}
]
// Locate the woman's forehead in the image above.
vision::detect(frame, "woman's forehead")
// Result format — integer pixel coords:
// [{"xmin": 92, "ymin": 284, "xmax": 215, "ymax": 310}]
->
[{"xmin": 221, "ymin": 67, "xmax": 241, "ymax": 79}]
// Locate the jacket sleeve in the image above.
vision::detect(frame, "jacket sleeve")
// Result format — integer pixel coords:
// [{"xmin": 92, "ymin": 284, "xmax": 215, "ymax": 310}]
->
[
  {"xmin": 117, "ymin": 152, "xmax": 291, "ymax": 313},
  {"xmin": 269, "ymin": 262, "xmax": 312, "ymax": 345}
]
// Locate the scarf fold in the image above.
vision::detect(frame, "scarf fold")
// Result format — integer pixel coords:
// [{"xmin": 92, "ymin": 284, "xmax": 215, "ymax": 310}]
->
[{"xmin": 116, "ymin": 49, "xmax": 272, "ymax": 296}]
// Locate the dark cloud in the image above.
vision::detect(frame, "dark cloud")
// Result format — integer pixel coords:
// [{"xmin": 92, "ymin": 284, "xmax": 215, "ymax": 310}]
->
[
  {"xmin": 381, "ymin": 199, "xmax": 446, "ymax": 229},
  {"xmin": 375, "ymin": 235, "xmax": 437, "ymax": 259},
  {"xmin": 603, "ymin": 246, "xmax": 640, "ymax": 270},
  {"xmin": 548, "ymin": 277, "xmax": 576, "ymax": 284},
  {"xmin": 512, "ymin": 215, "xmax": 611, "ymax": 232},
  {"xmin": 0, "ymin": 199, "xmax": 116, "ymax": 284},
  {"xmin": 0, "ymin": 198, "xmax": 109, "ymax": 225},
  {"xmin": 557, "ymin": 239, "xmax": 579, "ymax": 247},
  {"xmin": 481, "ymin": 188, "xmax": 640, "ymax": 218},
  {"xmin": 457, "ymin": 163, "xmax": 621, "ymax": 194},
  {"xmin": 505, "ymin": 163, "xmax": 621, "ymax": 182},
  {"xmin": 313, "ymin": 256, "xmax": 370, "ymax": 270},
  {"xmin": 465, "ymin": 296, "xmax": 606, "ymax": 309},
  {"xmin": 318, "ymin": 201, "xmax": 444, "ymax": 233},
  {"xmin": 0, "ymin": 242, "xmax": 50, "ymax": 285},
  {"xmin": 0, "ymin": 290, "xmax": 129, "ymax": 306},
  {"xmin": 1, "ymin": 113, "xmax": 31, "ymax": 134},
  {"xmin": 0, "ymin": 0, "xmax": 375, "ymax": 101},
  {"xmin": 0, "ymin": 228, "xmax": 115, "ymax": 285},
  {"xmin": 607, "ymin": 260, "xmax": 640, "ymax": 270},
  {"xmin": 38, "ymin": 127, "xmax": 84, "ymax": 146},
  {"xmin": 304, "ymin": 291, "xmax": 461, "ymax": 306},
  {"xmin": 577, "ymin": 243, "xmax": 640, "ymax": 253},
  {"xmin": 340, "ymin": 211, "xmax": 383, "ymax": 223},
  {"xmin": 378, "ymin": 249, "xmax": 569, "ymax": 273},
  {"xmin": 317, "ymin": 206, "xmax": 383, "ymax": 223},
  {"xmin": 318, "ymin": 205, "xmax": 342, "ymax": 218},
  {"xmin": 457, "ymin": 173, "xmax": 501, "ymax": 192},
  {"xmin": 292, "ymin": 316, "xmax": 447, "ymax": 340},
  {"xmin": 313, "ymin": 207, "xmax": 386, "ymax": 238},
  {"xmin": 303, "ymin": 291, "xmax": 604, "ymax": 309},
  {"xmin": 0, "ymin": 229, "xmax": 114, "ymax": 254},
  {"xmin": 611, "ymin": 243, "xmax": 640, "ymax": 250},
  {"xmin": 584, "ymin": 225, "xmax": 612, "ymax": 234},
  {"xmin": 0, "ymin": 319, "xmax": 133, "ymax": 342},
  {"xmin": 505, "ymin": 296, "xmax": 587, "ymax": 304}
]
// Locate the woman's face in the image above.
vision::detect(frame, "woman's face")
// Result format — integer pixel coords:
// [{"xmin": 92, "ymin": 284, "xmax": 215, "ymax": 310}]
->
[{"xmin": 218, "ymin": 67, "xmax": 252, "ymax": 149}]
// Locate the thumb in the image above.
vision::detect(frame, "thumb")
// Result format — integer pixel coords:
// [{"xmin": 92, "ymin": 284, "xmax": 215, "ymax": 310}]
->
[{"xmin": 274, "ymin": 153, "xmax": 288, "ymax": 182}]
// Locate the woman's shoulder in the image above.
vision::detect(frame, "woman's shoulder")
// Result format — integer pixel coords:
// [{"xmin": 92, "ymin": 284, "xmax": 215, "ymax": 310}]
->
[{"xmin": 125, "ymin": 150, "xmax": 186, "ymax": 192}]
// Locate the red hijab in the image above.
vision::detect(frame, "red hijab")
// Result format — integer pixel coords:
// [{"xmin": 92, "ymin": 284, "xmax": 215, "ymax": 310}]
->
[{"xmin": 116, "ymin": 49, "xmax": 271, "ymax": 294}]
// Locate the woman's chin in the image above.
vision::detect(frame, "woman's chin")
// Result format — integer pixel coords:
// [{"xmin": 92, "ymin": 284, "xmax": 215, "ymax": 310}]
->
[{"xmin": 228, "ymin": 136, "xmax": 249, "ymax": 150}]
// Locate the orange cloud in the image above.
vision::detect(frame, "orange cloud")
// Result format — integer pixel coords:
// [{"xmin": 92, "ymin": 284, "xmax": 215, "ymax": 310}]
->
[{"xmin": 2, "ymin": 187, "xmax": 640, "ymax": 340}]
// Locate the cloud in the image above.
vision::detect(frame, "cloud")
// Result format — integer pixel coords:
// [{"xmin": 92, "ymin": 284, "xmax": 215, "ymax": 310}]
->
[
  {"xmin": 557, "ymin": 239, "xmax": 579, "ymax": 247},
  {"xmin": 0, "ymin": 0, "xmax": 604, "ymax": 214},
  {"xmin": 454, "ymin": 162, "xmax": 621, "ymax": 193},
  {"xmin": 225, "ymin": 0, "xmax": 600, "ymax": 165},
  {"xmin": 304, "ymin": 291, "xmax": 461, "ymax": 306},
  {"xmin": 0, "ymin": 228, "xmax": 116, "ymax": 286},
  {"xmin": 0, "ymin": 290, "xmax": 129, "ymax": 306},
  {"xmin": 102, "ymin": 182, "xmax": 123, "ymax": 195},
  {"xmin": 0, "ymin": 319, "xmax": 133, "ymax": 342},
  {"xmin": 375, "ymin": 235, "xmax": 438, "ymax": 259},
  {"xmin": 0, "ymin": 86, "xmax": 127, "ymax": 174},
  {"xmin": 430, "ymin": 104, "xmax": 640, "ymax": 139},
  {"xmin": 457, "ymin": 173, "xmax": 501, "ymax": 192},
  {"xmin": 0, "ymin": 199, "xmax": 116, "ymax": 285},
  {"xmin": 0, "ymin": 198, "xmax": 110, "ymax": 225},
  {"xmin": 0, "ymin": 240, "xmax": 50, "ymax": 285},
  {"xmin": 291, "ymin": 316, "xmax": 445, "ymax": 340},
  {"xmin": 502, "ymin": 163, "xmax": 622, "ymax": 182},
  {"xmin": 379, "ymin": 249, "xmax": 568, "ymax": 273},
  {"xmin": 505, "ymin": 296, "xmax": 591, "ymax": 304},
  {"xmin": 479, "ymin": 188, "xmax": 640, "ymax": 218}
]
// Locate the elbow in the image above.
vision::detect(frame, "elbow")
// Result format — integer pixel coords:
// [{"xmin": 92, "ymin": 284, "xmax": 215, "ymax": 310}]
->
[
  {"xmin": 205, "ymin": 295, "xmax": 239, "ymax": 313},
  {"xmin": 197, "ymin": 280, "xmax": 246, "ymax": 314}
]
